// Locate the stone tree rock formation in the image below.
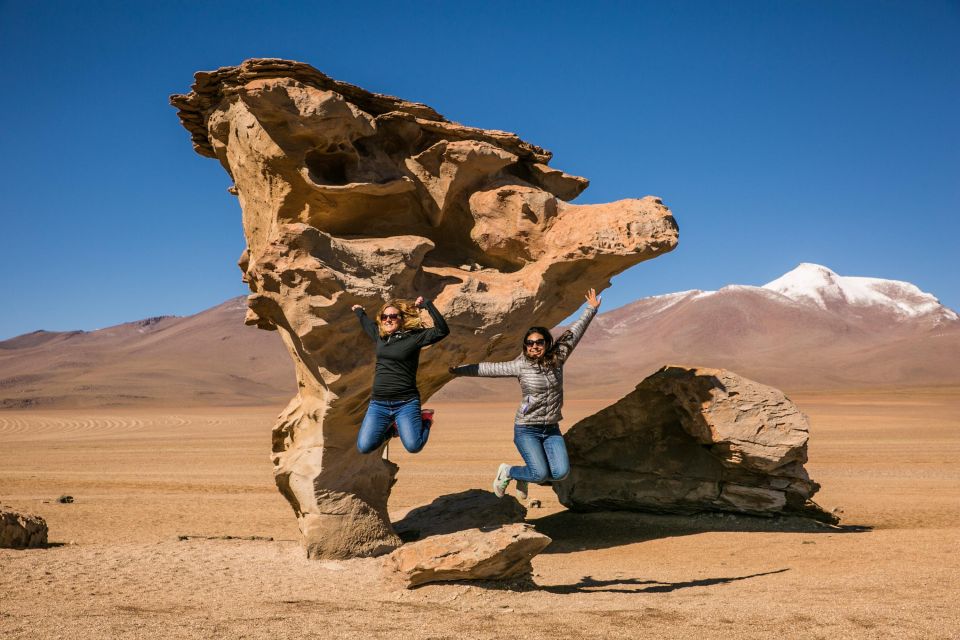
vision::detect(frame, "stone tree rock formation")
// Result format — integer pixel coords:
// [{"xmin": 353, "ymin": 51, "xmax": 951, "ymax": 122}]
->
[
  {"xmin": 170, "ymin": 59, "xmax": 679, "ymax": 559},
  {"xmin": 554, "ymin": 366, "xmax": 837, "ymax": 522}
]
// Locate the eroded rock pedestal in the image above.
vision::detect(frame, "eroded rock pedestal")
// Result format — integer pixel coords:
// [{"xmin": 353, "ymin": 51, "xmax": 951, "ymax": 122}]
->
[
  {"xmin": 171, "ymin": 59, "xmax": 678, "ymax": 558},
  {"xmin": 554, "ymin": 366, "xmax": 836, "ymax": 522}
]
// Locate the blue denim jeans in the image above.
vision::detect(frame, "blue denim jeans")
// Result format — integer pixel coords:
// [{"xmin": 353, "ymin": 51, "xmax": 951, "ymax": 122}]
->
[
  {"xmin": 509, "ymin": 423, "xmax": 569, "ymax": 483},
  {"xmin": 357, "ymin": 397, "xmax": 428, "ymax": 454}
]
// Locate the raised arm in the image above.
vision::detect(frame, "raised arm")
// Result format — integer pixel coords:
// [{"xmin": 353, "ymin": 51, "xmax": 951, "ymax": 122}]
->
[
  {"xmin": 352, "ymin": 306, "xmax": 380, "ymax": 342},
  {"xmin": 450, "ymin": 358, "xmax": 522, "ymax": 378},
  {"xmin": 415, "ymin": 299, "xmax": 450, "ymax": 346},
  {"xmin": 556, "ymin": 288, "xmax": 602, "ymax": 363}
]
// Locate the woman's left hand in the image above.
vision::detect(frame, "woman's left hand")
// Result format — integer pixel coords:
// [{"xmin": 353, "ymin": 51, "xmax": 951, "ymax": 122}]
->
[
  {"xmin": 585, "ymin": 288, "xmax": 601, "ymax": 309},
  {"xmin": 414, "ymin": 296, "xmax": 425, "ymax": 307}
]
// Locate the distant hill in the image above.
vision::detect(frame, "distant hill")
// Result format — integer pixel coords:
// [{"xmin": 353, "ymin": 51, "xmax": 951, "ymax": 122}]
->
[
  {"xmin": 2, "ymin": 264, "xmax": 958, "ymax": 409},
  {"xmin": 0, "ymin": 298, "xmax": 293, "ymax": 409}
]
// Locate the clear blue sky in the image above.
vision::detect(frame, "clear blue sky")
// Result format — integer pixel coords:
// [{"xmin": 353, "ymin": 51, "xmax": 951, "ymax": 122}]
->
[{"xmin": 1, "ymin": 1, "xmax": 957, "ymax": 339}]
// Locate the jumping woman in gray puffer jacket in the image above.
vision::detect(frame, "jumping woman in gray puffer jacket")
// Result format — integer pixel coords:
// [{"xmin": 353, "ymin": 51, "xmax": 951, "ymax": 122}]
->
[{"xmin": 450, "ymin": 288, "xmax": 601, "ymax": 499}]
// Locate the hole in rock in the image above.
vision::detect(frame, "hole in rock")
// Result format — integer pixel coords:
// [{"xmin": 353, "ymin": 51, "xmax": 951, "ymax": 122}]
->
[
  {"xmin": 304, "ymin": 149, "xmax": 354, "ymax": 186},
  {"xmin": 353, "ymin": 137, "xmax": 374, "ymax": 158}
]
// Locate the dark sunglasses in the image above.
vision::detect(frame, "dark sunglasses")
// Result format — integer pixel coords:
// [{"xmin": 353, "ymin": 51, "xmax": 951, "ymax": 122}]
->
[
  {"xmin": 524, "ymin": 338, "xmax": 546, "ymax": 347},
  {"xmin": 380, "ymin": 313, "xmax": 401, "ymax": 321}
]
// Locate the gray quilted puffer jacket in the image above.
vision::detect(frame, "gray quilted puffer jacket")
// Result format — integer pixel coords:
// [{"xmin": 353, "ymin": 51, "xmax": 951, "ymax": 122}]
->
[{"xmin": 451, "ymin": 305, "xmax": 598, "ymax": 425}]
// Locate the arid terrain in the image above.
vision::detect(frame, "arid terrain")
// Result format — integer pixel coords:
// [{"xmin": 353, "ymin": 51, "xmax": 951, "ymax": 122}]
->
[{"xmin": 2, "ymin": 390, "xmax": 958, "ymax": 639}]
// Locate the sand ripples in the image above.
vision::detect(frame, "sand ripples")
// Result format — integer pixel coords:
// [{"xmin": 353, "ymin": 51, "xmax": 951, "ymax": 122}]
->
[{"xmin": 0, "ymin": 413, "xmax": 200, "ymax": 441}]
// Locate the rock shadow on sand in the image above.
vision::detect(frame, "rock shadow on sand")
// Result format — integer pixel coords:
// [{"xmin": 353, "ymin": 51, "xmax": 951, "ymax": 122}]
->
[
  {"xmin": 530, "ymin": 509, "xmax": 871, "ymax": 555},
  {"xmin": 392, "ymin": 489, "xmax": 527, "ymax": 542}
]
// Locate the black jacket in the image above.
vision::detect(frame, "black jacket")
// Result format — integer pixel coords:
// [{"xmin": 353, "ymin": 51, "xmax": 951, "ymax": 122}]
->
[{"xmin": 355, "ymin": 301, "xmax": 449, "ymax": 400}]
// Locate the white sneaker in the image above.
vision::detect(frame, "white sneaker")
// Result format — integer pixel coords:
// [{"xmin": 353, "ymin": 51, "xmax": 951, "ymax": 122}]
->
[
  {"xmin": 493, "ymin": 463, "xmax": 511, "ymax": 498},
  {"xmin": 515, "ymin": 479, "xmax": 529, "ymax": 501}
]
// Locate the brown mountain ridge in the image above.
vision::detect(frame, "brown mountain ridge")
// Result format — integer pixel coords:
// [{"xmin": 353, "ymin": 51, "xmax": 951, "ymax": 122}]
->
[{"xmin": 2, "ymin": 264, "xmax": 958, "ymax": 409}]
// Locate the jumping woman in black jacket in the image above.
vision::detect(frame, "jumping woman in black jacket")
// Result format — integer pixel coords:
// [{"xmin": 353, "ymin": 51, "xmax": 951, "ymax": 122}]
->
[{"xmin": 352, "ymin": 296, "xmax": 449, "ymax": 454}]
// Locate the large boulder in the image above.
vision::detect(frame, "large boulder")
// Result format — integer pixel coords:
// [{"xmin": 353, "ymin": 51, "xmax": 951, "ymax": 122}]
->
[
  {"xmin": 381, "ymin": 523, "xmax": 551, "ymax": 588},
  {"xmin": 554, "ymin": 366, "xmax": 836, "ymax": 522},
  {"xmin": 1, "ymin": 506, "xmax": 48, "ymax": 548},
  {"xmin": 171, "ymin": 59, "xmax": 678, "ymax": 559}
]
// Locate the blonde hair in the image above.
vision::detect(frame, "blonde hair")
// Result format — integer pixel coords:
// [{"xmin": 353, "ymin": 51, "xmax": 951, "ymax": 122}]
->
[{"xmin": 376, "ymin": 299, "xmax": 423, "ymax": 337}]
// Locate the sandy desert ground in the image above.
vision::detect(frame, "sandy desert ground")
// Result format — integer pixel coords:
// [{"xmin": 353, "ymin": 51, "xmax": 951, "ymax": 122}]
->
[{"xmin": 1, "ymin": 390, "xmax": 958, "ymax": 639}]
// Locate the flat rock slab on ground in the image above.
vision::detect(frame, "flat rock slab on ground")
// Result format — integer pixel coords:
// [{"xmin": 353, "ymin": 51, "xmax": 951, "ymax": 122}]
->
[{"xmin": 381, "ymin": 523, "xmax": 552, "ymax": 588}]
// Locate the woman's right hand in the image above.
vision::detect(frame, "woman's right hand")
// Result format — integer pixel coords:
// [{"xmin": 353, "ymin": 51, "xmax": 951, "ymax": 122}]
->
[
  {"xmin": 351, "ymin": 304, "xmax": 363, "ymax": 312},
  {"xmin": 585, "ymin": 288, "xmax": 602, "ymax": 309}
]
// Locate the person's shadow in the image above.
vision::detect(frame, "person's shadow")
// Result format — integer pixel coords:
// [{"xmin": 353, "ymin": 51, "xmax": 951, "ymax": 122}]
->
[{"xmin": 539, "ymin": 568, "xmax": 791, "ymax": 594}]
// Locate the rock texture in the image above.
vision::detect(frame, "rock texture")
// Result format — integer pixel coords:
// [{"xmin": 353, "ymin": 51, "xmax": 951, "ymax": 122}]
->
[
  {"xmin": 393, "ymin": 489, "xmax": 527, "ymax": 541},
  {"xmin": 1, "ymin": 506, "xmax": 48, "ymax": 548},
  {"xmin": 171, "ymin": 59, "xmax": 678, "ymax": 559},
  {"xmin": 554, "ymin": 366, "xmax": 836, "ymax": 522},
  {"xmin": 381, "ymin": 523, "xmax": 551, "ymax": 588}
]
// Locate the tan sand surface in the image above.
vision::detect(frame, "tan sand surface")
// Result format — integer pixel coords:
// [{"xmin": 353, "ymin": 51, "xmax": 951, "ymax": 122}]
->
[{"xmin": 1, "ymin": 391, "xmax": 958, "ymax": 639}]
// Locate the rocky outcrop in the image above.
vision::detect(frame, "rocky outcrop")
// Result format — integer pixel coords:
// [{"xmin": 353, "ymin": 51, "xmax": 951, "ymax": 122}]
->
[
  {"xmin": 381, "ymin": 523, "xmax": 551, "ymax": 588},
  {"xmin": 1, "ymin": 506, "xmax": 48, "ymax": 548},
  {"xmin": 554, "ymin": 366, "xmax": 836, "ymax": 522},
  {"xmin": 171, "ymin": 59, "xmax": 678, "ymax": 559}
]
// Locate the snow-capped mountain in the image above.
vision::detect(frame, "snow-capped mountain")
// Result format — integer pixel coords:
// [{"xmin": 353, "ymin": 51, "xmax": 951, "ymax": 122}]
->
[
  {"xmin": 762, "ymin": 263, "xmax": 958, "ymax": 322},
  {"xmin": 592, "ymin": 263, "xmax": 957, "ymax": 342},
  {"xmin": 544, "ymin": 264, "xmax": 960, "ymax": 398}
]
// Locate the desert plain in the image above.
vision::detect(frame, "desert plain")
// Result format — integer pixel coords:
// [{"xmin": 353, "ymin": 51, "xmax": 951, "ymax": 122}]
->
[{"xmin": 1, "ymin": 389, "xmax": 958, "ymax": 639}]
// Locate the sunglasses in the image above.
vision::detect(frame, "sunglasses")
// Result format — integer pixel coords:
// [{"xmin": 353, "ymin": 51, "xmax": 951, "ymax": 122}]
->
[
  {"xmin": 524, "ymin": 339, "xmax": 546, "ymax": 347},
  {"xmin": 380, "ymin": 313, "xmax": 401, "ymax": 321}
]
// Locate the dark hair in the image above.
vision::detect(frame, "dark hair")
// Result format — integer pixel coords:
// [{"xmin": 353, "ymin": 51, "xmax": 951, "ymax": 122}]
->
[{"xmin": 522, "ymin": 326, "xmax": 574, "ymax": 368}]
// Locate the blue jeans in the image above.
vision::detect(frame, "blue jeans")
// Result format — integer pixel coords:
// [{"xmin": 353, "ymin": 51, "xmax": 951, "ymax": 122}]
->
[
  {"xmin": 509, "ymin": 423, "xmax": 569, "ymax": 483},
  {"xmin": 357, "ymin": 397, "xmax": 429, "ymax": 454}
]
